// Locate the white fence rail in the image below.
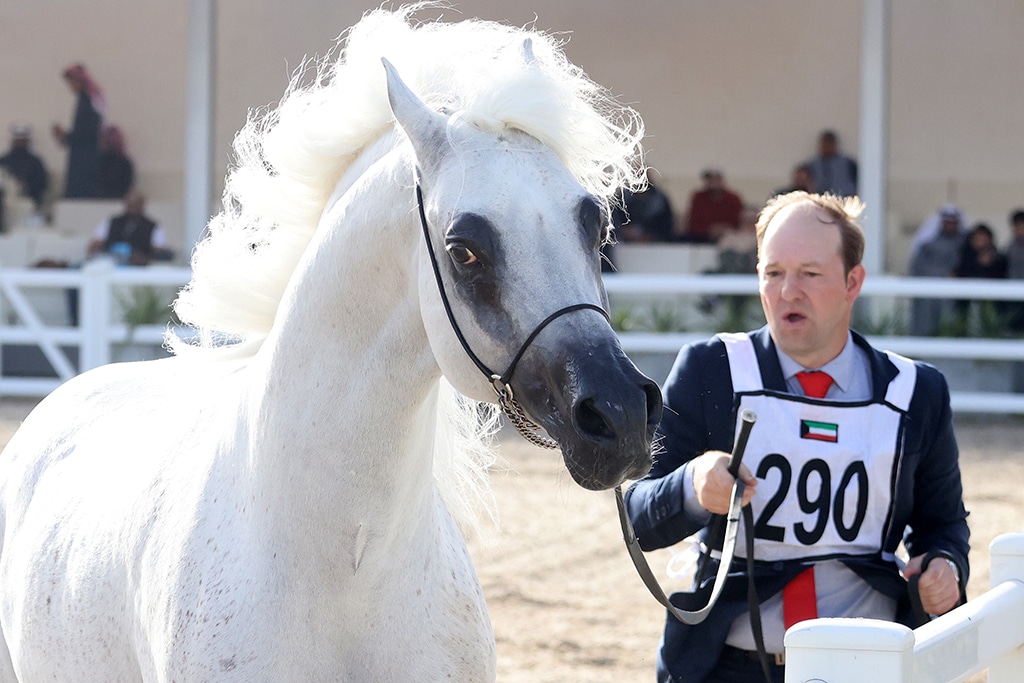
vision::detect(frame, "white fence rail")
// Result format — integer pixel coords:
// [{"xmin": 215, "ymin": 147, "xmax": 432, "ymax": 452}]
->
[
  {"xmin": 784, "ymin": 533, "xmax": 1024, "ymax": 683},
  {"xmin": 2, "ymin": 268, "xmax": 1024, "ymax": 411},
  {"xmin": 604, "ymin": 273, "xmax": 1024, "ymax": 300},
  {"xmin": 604, "ymin": 274, "xmax": 1024, "ymax": 414},
  {"xmin": 0, "ymin": 261, "xmax": 192, "ymax": 397}
]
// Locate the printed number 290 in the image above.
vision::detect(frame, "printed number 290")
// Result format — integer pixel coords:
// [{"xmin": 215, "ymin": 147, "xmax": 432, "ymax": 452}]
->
[{"xmin": 753, "ymin": 454, "xmax": 869, "ymax": 545}]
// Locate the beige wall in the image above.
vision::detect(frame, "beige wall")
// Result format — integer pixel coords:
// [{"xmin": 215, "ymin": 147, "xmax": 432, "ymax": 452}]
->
[{"xmin": 2, "ymin": 1, "xmax": 1021, "ymax": 270}]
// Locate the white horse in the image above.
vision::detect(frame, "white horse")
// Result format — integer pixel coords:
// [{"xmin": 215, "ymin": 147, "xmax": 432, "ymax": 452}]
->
[{"xmin": 0, "ymin": 7, "xmax": 660, "ymax": 681}]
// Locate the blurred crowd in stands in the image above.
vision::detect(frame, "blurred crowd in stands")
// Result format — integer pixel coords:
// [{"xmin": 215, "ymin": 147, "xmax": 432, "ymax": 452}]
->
[
  {"xmin": 610, "ymin": 129, "xmax": 856, "ymax": 247},
  {"xmin": 606, "ymin": 128, "xmax": 1024, "ymax": 336},
  {"xmin": 2, "ymin": 72, "xmax": 1021, "ymax": 324},
  {"xmin": 908, "ymin": 205, "xmax": 1024, "ymax": 335},
  {"xmin": 0, "ymin": 63, "xmax": 175, "ymax": 267},
  {"xmin": 0, "ymin": 64, "xmax": 137, "ymax": 222}
]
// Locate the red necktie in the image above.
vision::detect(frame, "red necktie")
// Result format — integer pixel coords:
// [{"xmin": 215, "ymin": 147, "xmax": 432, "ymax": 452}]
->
[
  {"xmin": 795, "ymin": 370, "xmax": 833, "ymax": 399},
  {"xmin": 784, "ymin": 568, "xmax": 817, "ymax": 628},
  {"xmin": 784, "ymin": 371, "xmax": 833, "ymax": 628}
]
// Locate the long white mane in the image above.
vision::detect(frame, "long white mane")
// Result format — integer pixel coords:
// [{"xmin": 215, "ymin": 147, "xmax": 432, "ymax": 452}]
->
[{"xmin": 168, "ymin": 4, "xmax": 646, "ymax": 528}]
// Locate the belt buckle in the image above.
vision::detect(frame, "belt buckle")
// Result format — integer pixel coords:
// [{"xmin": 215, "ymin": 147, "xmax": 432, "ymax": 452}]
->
[{"xmin": 774, "ymin": 652, "xmax": 786, "ymax": 666}]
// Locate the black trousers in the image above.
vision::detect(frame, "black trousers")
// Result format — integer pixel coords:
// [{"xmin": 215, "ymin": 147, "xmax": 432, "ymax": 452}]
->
[
  {"xmin": 660, "ymin": 645, "xmax": 785, "ymax": 683},
  {"xmin": 704, "ymin": 646, "xmax": 784, "ymax": 683}
]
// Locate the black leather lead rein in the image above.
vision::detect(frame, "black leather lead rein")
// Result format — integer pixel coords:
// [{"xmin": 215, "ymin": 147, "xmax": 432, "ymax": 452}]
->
[
  {"xmin": 415, "ymin": 181, "xmax": 609, "ymax": 449},
  {"xmin": 613, "ymin": 410, "xmax": 758, "ymax": 625}
]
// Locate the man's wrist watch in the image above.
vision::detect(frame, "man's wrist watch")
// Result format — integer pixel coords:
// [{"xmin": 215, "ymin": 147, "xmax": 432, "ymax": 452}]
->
[{"xmin": 944, "ymin": 557, "xmax": 961, "ymax": 584}]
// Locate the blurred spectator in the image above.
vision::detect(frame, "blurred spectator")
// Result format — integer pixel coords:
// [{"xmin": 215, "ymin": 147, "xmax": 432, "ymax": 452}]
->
[
  {"xmin": 611, "ymin": 169, "xmax": 675, "ymax": 243},
  {"xmin": 97, "ymin": 125, "xmax": 135, "ymax": 199},
  {"xmin": 0, "ymin": 125, "xmax": 50, "ymax": 210},
  {"xmin": 699, "ymin": 206, "xmax": 759, "ymax": 325},
  {"xmin": 909, "ymin": 204, "xmax": 969, "ymax": 262},
  {"xmin": 1006, "ymin": 209, "xmax": 1024, "ymax": 279},
  {"xmin": 713, "ymin": 205, "xmax": 758, "ymax": 275},
  {"xmin": 52, "ymin": 63, "xmax": 105, "ymax": 198},
  {"xmin": 803, "ymin": 129, "xmax": 857, "ymax": 197},
  {"xmin": 681, "ymin": 168, "xmax": 743, "ymax": 243},
  {"xmin": 953, "ymin": 222, "xmax": 1007, "ymax": 323},
  {"xmin": 88, "ymin": 191, "xmax": 172, "ymax": 265},
  {"xmin": 1003, "ymin": 209, "xmax": 1024, "ymax": 332},
  {"xmin": 771, "ymin": 162, "xmax": 816, "ymax": 198},
  {"xmin": 909, "ymin": 207, "xmax": 966, "ymax": 335},
  {"xmin": 955, "ymin": 223, "xmax": 1007, "ymax": 280}
]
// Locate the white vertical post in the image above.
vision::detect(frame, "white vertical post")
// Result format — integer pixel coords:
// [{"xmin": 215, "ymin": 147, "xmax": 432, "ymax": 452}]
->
[
  {"xmin": 184, "ymin": 0, "xmax": 215, "ymax": 257},
  {"xmin": 0, "ymin": 273, "xmax": 6, "ymax": 397},
  {"xmin": 784, "ymin": 618, "xmax": 913, "ymax": 683},
  {"xmin": 988, "ymin": 533, "xmax": 1024, "ymax": 683},
  {"xmin": 859, "ymin": 0, "xmax": 889, "ymax": 277},
  {"xmin": 79, "ymin": 260, "xmax": 113, "ymax": 370}
]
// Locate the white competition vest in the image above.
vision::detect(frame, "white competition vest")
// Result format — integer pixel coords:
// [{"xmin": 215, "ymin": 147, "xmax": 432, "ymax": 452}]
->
[{"xmin": 719, "ymin": 333, "xmax": 917, "ymax": 562}]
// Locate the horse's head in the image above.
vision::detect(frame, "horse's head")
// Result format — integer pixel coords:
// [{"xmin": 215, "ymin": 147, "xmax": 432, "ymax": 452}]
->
[{"xmin": 384, "ymin": 59, "xmax": 662, "ymax": 491}]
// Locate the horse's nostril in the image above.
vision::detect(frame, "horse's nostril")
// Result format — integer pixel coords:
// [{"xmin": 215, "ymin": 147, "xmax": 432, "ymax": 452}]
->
[
  {"xmin": 575, "ymin": 397, "xmax": 615, "ymax": 440},
  {"xmin": 643, "ymin": 381, "xmax": 664, "ymax": 426}
]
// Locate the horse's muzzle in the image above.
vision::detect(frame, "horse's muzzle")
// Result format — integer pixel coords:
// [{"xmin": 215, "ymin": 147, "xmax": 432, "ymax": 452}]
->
[{"xmin": 518, "ymin": 338, "xmax": 663, "ymax": 490}]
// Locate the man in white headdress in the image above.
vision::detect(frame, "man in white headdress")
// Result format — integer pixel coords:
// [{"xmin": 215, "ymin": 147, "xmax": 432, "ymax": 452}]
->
[
  {"xmin": 908, "ymin": 205, "xmax": 968, "ymax": 335},
  {"xmin": 908, "ymin": 204, "xmax": 969, "ymax": 261}
]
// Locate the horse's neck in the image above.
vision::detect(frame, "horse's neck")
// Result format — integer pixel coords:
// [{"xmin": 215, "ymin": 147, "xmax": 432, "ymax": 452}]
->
[{"xmin": 245, "ymin": 146, "xmax": 441, "ymax": 555}]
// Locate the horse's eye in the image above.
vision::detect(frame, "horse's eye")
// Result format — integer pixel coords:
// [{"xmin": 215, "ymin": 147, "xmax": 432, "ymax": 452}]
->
[{"xmin": 447, "ymin": 243, "xmax": 478, "ymax": 265}]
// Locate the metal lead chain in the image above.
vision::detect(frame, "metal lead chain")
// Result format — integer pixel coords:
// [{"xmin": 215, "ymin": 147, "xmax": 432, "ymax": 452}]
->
[{"xmin": 495, "ymin": 387, "xmax": 559, "ymax": 450}]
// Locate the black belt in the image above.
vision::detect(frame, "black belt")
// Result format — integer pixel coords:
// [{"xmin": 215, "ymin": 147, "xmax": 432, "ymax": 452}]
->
[{"xmin": 722, "ymin": 645, "xmax": 786, "ymax": 667}]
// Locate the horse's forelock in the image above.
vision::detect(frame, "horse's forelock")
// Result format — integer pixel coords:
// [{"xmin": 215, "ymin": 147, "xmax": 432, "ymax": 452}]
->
[{"xmin": 171, "ymin": 4, "xmax": 644, "ymax": 356}]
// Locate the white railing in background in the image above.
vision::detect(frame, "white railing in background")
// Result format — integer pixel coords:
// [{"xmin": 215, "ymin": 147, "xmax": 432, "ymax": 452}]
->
[
  {"xmin": 0, "ymin": 260, "xmax": 192, "ymax": 397},
  {"xmin": 2, "ymin": 269, "xmax": 1024, "ymax": 409},
  {"xmin": 605, "ymin": 273, "xmax": 1024, "ymax": 300},
  {"xmin": 604, "ymin": 274, "xmax": 1024, "ymax": 414},
  {"xmin": 784, "ymin": 533, "xmax": 1024, "ymax": 683}
]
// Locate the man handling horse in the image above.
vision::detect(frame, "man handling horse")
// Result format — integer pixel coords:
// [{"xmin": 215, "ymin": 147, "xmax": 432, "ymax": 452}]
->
[{"xmin": 624, "ymin": 191, "xmax": 969, "ymax": 683}]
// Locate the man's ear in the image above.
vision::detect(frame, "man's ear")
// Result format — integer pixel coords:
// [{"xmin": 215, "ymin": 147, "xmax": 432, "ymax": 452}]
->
[{"xmin": 846, "ymin": 263, "xmax": 866, "ymax": 301}]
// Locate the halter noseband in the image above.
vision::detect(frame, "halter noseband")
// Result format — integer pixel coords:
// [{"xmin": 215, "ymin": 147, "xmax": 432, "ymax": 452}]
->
[{"xmin": 415, "ymin": 181, "xmax": 609, "ymax": 449}]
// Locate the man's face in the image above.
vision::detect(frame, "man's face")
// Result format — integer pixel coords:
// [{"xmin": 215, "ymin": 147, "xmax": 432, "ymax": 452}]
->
[
  {"xmin": 64, "ymin": 74, "xmax": 83, "ymax": 93},
  {"xmin": 819, "ymin": 136, "xmax": 838, "ymax": 157},
  {"xmin": 757, "ymin": 201, "xmax": 864, "ymax": 368},
  {"xmin": 703, "ymin": 172, "xmax": 723, "ymax": 191},
  {"xmin": 124, "ymin": 193, "xmax": 145, "ymax": 214},
  {"xmin": 940, "ymin": 215, "xmax": 961, "ymax": 236},
  {"xmin": 793, "ymin": 168, "xmax": 812, "ymax": 188}
]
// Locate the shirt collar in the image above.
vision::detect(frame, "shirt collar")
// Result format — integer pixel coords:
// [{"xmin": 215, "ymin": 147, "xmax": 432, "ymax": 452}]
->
[{"xmin": 776, "ymin": 331, "xmax": 856, "ymax": 393}]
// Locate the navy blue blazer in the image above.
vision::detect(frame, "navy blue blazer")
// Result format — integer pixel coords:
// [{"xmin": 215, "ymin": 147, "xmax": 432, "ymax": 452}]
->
[{"xmin": 624, "ymin": 327, "xmax": 970, "ymax": 682}]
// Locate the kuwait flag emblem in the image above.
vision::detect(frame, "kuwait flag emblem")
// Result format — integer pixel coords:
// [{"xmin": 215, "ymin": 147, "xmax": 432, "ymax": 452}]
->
[{"xmin": 801, "ymin": 419, "xmax": 838, "ymax": 442}]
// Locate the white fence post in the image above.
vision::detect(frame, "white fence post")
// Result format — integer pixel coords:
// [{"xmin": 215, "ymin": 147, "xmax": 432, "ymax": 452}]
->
[
  {"xmin": 784, "ymin": 533, "xmax": 1024, "ymax": 683},
  {"xmin": 79, "ymin": 259, "xmax": 113, "ymax": 371},
  {"xmin": 784, "ymin": 618, "xmax": 913, "ymax": 683},
  {"xmin": 988, "ymin": 533, "xmax": 1024, "ymax": 683}
]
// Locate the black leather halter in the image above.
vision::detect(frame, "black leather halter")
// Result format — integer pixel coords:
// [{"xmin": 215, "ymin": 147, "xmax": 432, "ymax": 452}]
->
[
  {"xmin": 416, "ymin": 176, "xmax": 757, "ymax": 643},
  {"xmin": 415, "ymin": 181, "xmax": 609, "ymax": 448}
]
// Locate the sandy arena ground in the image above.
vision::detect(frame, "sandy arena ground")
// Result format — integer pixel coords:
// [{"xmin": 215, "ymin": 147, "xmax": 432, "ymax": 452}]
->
[{"xmin": 0, "ymin": 397, "xmax": 1019, "ymax": 682}]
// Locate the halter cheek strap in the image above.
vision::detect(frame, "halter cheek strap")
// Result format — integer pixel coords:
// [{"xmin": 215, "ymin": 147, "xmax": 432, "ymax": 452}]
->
[{"xmin": 415, "ymin": 181, "xmax": 609, "ymax": 449}]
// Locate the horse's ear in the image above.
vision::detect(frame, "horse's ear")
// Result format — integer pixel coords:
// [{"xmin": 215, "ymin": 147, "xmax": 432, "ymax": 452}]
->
[
  {"xmin": 382, "ymin": 58, "xmax": 448, "ymax": 170},
  {"xmin": 521, "ymin": 38, "xmax": 536, "ymax": 65}
]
